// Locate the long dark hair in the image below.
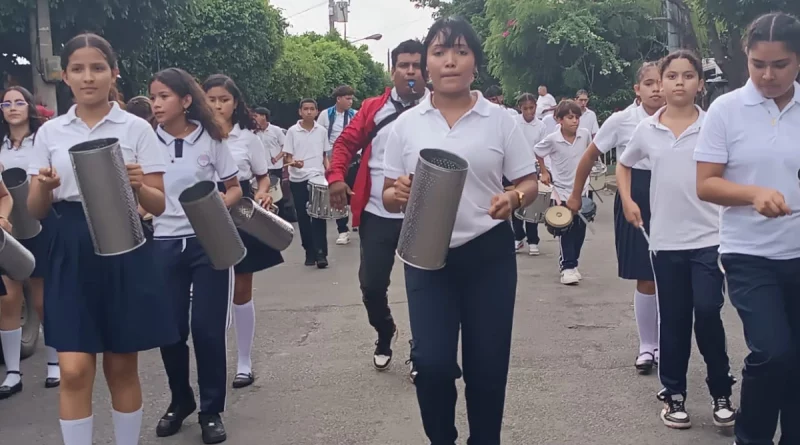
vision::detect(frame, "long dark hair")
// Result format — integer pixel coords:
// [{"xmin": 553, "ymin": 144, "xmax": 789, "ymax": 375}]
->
[
  {"xmin": 0, "ymin": 86, "xmax": 42, "ymax": 149},
  {"xmin": 421, "ymin": 16, "xmax": 484, "ymax": 82},
  {"xmin": 202, "ymin": 74, "xmax": 258, "ymax": 132},
  {"xmin": 151, "ymin": 68, "xmax": 225, "ymax": 141}
]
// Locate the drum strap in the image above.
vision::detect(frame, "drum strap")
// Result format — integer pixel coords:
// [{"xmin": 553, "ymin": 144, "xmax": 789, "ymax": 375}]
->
[{"xmin": 346, "ymin": 99, "xmax": 409, "ymax": 188}]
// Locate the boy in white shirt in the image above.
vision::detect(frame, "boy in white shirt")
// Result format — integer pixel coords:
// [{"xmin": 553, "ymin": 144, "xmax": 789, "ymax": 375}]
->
[
  {"xmin": 575, "ymin": 89, "xmax": 599, "ymax": 137},
  {"xmin": 284, "ymin": 98, "xmax": 331, "ymax": 268},
  {"xmin": 536, "ymin": 85, "xmax": 557, "ymax": 119},
  {"xmin": 534, "ymin": 100, "xmax": 591, "ymax": 285}
]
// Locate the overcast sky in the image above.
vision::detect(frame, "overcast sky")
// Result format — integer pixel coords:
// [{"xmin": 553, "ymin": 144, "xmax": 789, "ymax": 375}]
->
[{"xmin": 271, "ymin": 0, "xmax": 435, "ymax": 69}]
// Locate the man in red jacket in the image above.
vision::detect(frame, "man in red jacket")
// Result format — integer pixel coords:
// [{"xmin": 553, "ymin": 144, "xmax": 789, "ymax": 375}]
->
[{"xmin": 327, "ymin": 40, "xmax": 427, "ymax": 375}]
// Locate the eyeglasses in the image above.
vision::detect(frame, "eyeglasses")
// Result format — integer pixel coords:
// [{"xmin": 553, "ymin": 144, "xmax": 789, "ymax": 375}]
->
[{"xmin": 0, "ymin": 100, "xmax": 28, "ymax": 110}]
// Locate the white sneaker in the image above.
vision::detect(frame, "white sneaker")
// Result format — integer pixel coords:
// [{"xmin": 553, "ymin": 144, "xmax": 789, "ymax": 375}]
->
[
  {"xmin": 514, "ymin": 240, "xmax": 524, "ymax": 252},
  {"xmin": 560, "ymin": 269, "xmax": 580, "ymax": 285},
  {"xmin": 336, "ymin": 232, "xmax": 351, "ymax": 245},
  {"xmin": 528, "ymin": 244, "xmax": 540, "ymax": 256},
  {"xmin": 574, "ymin": 268, "xmax": 582, "ymax": 280}
]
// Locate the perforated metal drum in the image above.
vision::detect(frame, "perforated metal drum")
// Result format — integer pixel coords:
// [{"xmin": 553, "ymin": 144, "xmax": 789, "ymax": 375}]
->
[
  {"xmin": 580, "ymin": 196, "xmax": 597, "ymax": 222},
  {"xmin": 269, "ymin": 174, "xmax": 283, "ymax": 203},
  {"xmin": 307, "ymin": 175, "xmax": 349, "ymax": 220},
  {"xmin": 514, "ymin": 182, "xmax": 552, "ymax": 223},
  {"xmin": 590, "ymin": 161, "xmax": 608, "ymax": 191},
  {"xmin": 544, "ymin": 205, "xmax": 573, "ymax": 237}
]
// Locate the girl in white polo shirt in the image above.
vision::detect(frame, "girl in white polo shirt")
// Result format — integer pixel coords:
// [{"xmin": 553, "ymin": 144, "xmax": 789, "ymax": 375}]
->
[
  {"xmin": 511, "ymin": 93, "xmax": 547, "ymax": 255},
  {"xmin": 203, "ymin": 74, "xmax": 282, "ymax": 391},
  {"xmin": 0, "ymin": 86, "xmax": 61, "ymax": 399},
  {"xmin": 568, "ymin": 63, "xmax": 664, "ymax": 373},
  {"xmin": 150, "ymin": 67, "xmax": 242, "ymax": 444},
  {"xmin": 695, "ymin": 13, "xmax": 800, "ymax": 445},
  {"xmin": 619, "ymin": 50, "xmax": 735, "ymax": 431},
  {"xmin": 383, "ymin": 17, "xmax": 538, "ymax": 444},
  {"xmin": 27, "ymin": 33, "xmax": 178, "ymax": 445}
]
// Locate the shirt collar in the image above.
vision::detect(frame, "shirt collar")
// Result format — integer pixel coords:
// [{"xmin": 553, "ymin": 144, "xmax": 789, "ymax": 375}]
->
[
  {"xmin": 391, "ymin": 87, "xmax": 430, "ymax": 107},
  {"xmin": 741, "ymin": 79, "xmax": 800, "ymax": 106},
  {"xmin": 156, "ymin": 120, "xmax": 205, "ymax": 146},
  {"xmin": 648, "ymin": 105, "xmax": 706, "ymax": 133},
  {"xmin": 229, "ymin": 124, "xmax": 243, "ymax": 138},
  {"xmin": 293, "ymin": 121, "xmax": 323, "ymax": 133},
  {"xmin": 2, "ymin": 134, "xmax": 33, "ymax": 150},
  {"xmin": 62, "ymin": 101, "xmax": 128, "ymax": 126},
  {"xmin": 516, "ymin": 114, "xmax": 541, "ymax": 126},
  {"xmin": 553, "ymin": 127, "xmax": 585, "ymax": 144},
  {"xmin": 416, "ymin": 90, "xmax": 494, "ymax": 117}
]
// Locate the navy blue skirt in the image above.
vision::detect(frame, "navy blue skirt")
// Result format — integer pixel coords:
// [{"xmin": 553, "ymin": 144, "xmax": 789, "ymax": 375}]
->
[
  {"xmin": 18, "ymin": 209, "xmax": 57, "ymax": 278},
  {"xmin": 43, "ymin": 202, "xmax": 180, "ymax": 354},
  {"xmin": 613, "ymin": 168, "xmax": 654, "ymax": 281},
  {"xmin": 219, "ymin": 180, "xmax": 284, "ymax": 274}
]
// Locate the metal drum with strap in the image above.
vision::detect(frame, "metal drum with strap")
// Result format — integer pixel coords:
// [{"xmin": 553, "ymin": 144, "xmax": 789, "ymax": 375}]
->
[
  {"xmin": 580, "ymin": 196, "xmax": 598, "ymax": 222},
  {"xmin": 514, "ymin": 182, "xmax": 552, "ymax": 223},
  {"xmin": 544, "ymin": 205, "xmax": 573, "ymax": 237},
  {"xmin": 307, "ymin": 175, "xmax": 349, "ymax": 220},
  {"xmin": 590, "ymin": 161, "xmax": 608, "ymax": 191}
]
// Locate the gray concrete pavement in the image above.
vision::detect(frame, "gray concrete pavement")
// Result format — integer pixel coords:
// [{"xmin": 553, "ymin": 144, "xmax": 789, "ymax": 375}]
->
[{"xmin": 0, "ymin": 191, "xmax": 747, "ymax": 445}]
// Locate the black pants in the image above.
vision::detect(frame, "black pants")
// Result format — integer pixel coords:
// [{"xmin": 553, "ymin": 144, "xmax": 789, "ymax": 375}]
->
[
  {"xmin": 721, "ymin": 254, "xmax": 800, "ymax": 445},
  {"xmin": 558, "ymin": 213, "xmax": 586, "ymax": 270},
  {"xmin": 359, "ymin": 212, "xmax": 402, "ymax": 338},
  {"xmin": 511, "ymin": 218, "xmax": 539, "ymax": 244},
  {"xmin": 652, "ymin": 246, "xmax": 733, "ymax": 398},
  {"xmin": 290, "ymin": 180, "xmax": 328, "ymax": 256},
  {"xmin": 405, "ymin": 223, "xmax": 517, "ymax": 445},
  {"xmin": 156, "ymin": 237, "xmax": 232, "ymax": 415}
]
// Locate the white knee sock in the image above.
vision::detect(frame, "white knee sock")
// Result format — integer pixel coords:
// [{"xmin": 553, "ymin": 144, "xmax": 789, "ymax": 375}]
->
[
  {"xmin": 60, "ymin": 416, "xmax": 93, "ymax": 445},
  {"xmin": 112, "ymin": 407, "xmax": 143, "ymax": 445},
  {"xmin": 46, "ymin": 343, "xmax": 61, "ymax": 380},
  {"xmin": 0, "ymin": 328, "xmax": 22, "ymax": 387},
  {"xmin": 234, "ymin": 301, "xmax": 255, "ymax": 375},
  {"xmin": 634, "ymin": 290, "xmax": 658, "ymax": 354}
]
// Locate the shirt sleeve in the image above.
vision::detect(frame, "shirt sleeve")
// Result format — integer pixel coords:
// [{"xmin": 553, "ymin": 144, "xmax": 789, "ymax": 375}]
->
[
  {"xmin": 133, "ymin": 119, "xmax": 167, "ymax": 174},
  {"xmin": 503, "ymin": 117, "xmax": 538, "ymax": 181},
  {"xmin": 618, "ymin": 122, "xmax": 649, "ymax": 168},
  {"xmin": 533, "ymin": 136, "xmax": 554, "ymax": 158},
  {"xmin": 317, "ymin": 110, "xmax": 329, "ymax": 129},
  {"xmin": 248, "ymin": 133, "xmax": 270, "ymax": 176},
  {"xmin": 214, "ymin": 139, "xmax": 239, "ymax": 182},
  {"xmin": 382, "ymin": 125, "xmax": 406, "ymax": 181},
  {"xmin": 27, "ymin": 123, "xmax": 51, "ymax": 176},
  {"xmin": 276, "ymin": 128, "xmax": 285, "ymax": 147},
  {"xmin": 323, "ymin": 132, "xmax": 332, "ymax": 153},
  {"xmin": 593, "ymin": 112, "xmax": 621, "ymax": 154},
  {"xmin": 590, "ymin": 113, "xmax": 600, "ymax": 135},
  {"xmin": 693, "ymin": 101, "xmax": 729, "ymax": 164},
  {"xmin": 283, "ymin": 130, "xmax": 295, "ymax": 156}
]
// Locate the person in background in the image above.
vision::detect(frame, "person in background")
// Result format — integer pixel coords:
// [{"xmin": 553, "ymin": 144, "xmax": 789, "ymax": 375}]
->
[
  {"xmin": 695, "ymin": 12, "xmax": 800, "ymax": 445},
  {"xmin": 575, "ymin": 89, "xmax": 599, "ymax": 138},
  {"xmin": 318, "ymin": 85, "xmax": 357, "ymax": 244},
  {"xmin": 327, "ymin": 39, "xmax": 428, "ymax": 377},
  {"xmin": 36, "ymin": 104, "xmax": 55, "ymax": 121},
  {"xmin": 568, "ymin": 62, "xmax": 664, "ymax": 374},
  {"xmin": 253, "ymin": 107, "xmax": 285, "ymax": 179},
  {"xmin": 484, "ymin": 85, "xmax": 519, "ymax": 116},
  {"xmin": 285, "ymin": 99, "xmax": 331, "ymax": 268},
  {"xmin": 535, "ymin": 100, "xmax": 590, "ymax": 285},
  {"xmin": 536, "ymin": 85, "xmax": 557, "ymax": 119},
  {"xmin": 125, "ymin": 96, "xmax": 156, "ymax": 128}
]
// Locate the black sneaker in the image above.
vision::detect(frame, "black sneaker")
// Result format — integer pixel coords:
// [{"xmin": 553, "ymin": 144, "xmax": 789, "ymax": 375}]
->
[
  {"xmin": 316, "ymin": 253, "xmax": 328, "ymax": 269},
  {"xmin": 304, "ymin": 253, "xmax": 316, "ymax": 267},
  {"xmin": 657, "ymin": 390, "xmax": 691, "ymax": 429},
  {"xmin": 712, "ymin": 396, "xmax": 736, "ymax": 427},
  {"xmin": 373, "ymin": 327, "xmax": 398, "ymax": 371},
  {"xmin": 199, "ymin": 413, "xmax": 227, "ymax": 444}
]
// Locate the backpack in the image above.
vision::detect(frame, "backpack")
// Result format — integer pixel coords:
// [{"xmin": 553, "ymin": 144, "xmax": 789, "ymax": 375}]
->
[{"xmin": 327, "ymin": 107, "xmax": 356, "ymax": 141}]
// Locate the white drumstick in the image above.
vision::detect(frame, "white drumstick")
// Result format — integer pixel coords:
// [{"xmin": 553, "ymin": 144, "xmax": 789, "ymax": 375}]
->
[
  {"xmin": 639, "ymin": 225, "xmax": 657, "ymax": 257},
  {"xmin": 577, "ymin": 212, "xmax": 596, "ymax": 235}
]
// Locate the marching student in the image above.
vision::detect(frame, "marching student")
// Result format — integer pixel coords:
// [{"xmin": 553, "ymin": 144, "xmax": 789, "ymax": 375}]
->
[
  {"xmin": 327, "ymin": 39, "xmax": 428, "ymax": 374},
  {"xmin": 26, "ymin": 33, "xmax": 178, "ymax": 445},
  {"xmin": 150, "ymin": 67, "xmax": 242, "ymax": 444},
  {"xmin": 618, "ymin": 50, "xmax": 735, "ymax": 431},
  {"xmin": 512, "ymin": 92, "xmax": 547, "ymax": 255},
  {"xmin": 568, "ymin": 62, "xmax": 664, "ymax": 373},
  {"xmin": 285, "ymin": 99, "xmax": 331, "ymax": 268},
  {"xmin": 695, "ymin": 12, "xmax": 800, "ymax": 445},
  {"xmin": 203, "ymin": 74, "xmax": 283, "ymax": 390},
  {"xmin": 382, "ymin": 16, "xmax": 539, "ymax": 444},
  {"xmin": 0, "ymin": 86, "xmax": 60, "ymax": 399},
  {"xmin": 125, "ymin": 96, "xmax": 156, "ymax": 129},
  {"xmin": 536, "ymin": 85, "xmax": 557, "ymax": 119},
  {"xmin": 253, "ymin": 107, "xmax": 286, "ymax": 178},
  {"xmin": 534, "ymin": 100, "xmax": 591, "ymax": 285},
  {"xmin": 575, "ymin": 89, "xmax": 599, "ymax": 137},
  {"xmin": 484, "ymin": 85, "xmax": 519, "ymax": 116}
]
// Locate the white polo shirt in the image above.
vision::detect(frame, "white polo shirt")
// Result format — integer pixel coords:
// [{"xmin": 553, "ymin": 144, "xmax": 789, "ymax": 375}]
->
[
  {"xmin": 621, "ymin": 107, "xmax": 719, "ymax": 251},
  {"xmin": 541, "ymin": 114, "xmax": 558, "ymax": 135},
  {"xmin": 534, "ymin": 128, "xmax": 591, "ymax": 201},
  {"xmin": 536, "ymin": 93, "xmax": 557, "ymax": 119},
  {"xmin": 579, "ymin": 108, "xmax": 599, "ymax": 136},
  {"xmin": 284, "ymin": 121, "xmax": 329, "ymax": 182},
  {"xmin": 28, "ymin": 103, "xmax": 165, "ymax": 203},
  {"xmin": 318, "ymin": 108, "xmax": 358, "ymax": 145},
  {"xmin": 1, "ymin": 135, "xmax": 35, "ymax": 171},
  {"xmin": 515, "ymin": 114, "xmax": 549, "ymax": 170},
  {"xmin": 593, "ymin": 104, "xmax": 651, "ymax": 170},
  {"xmin": 226, "ymin": 124, "xmax": 269, "ymax": 181},
  {"xmin": 260, "ymin": 124, "xmax": 285, "ymax": 169},
  {"xmin": 153, "ymin": 123, "xmax": 239, "ymax": 238},
  {"xmin": 694, "ymin": 80, "xmax": 800, "ymax": 260},
  {"xmin": 365, "ymin": 88, "xmax": 430, "ymax": 219},
  {"xmin": 383, "ymin": 91, "xmax": 537, "ymax": 248}
]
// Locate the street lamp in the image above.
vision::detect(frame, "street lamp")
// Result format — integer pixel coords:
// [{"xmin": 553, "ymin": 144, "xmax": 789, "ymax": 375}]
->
[{"xmin": 349, "ymin": 33, "xmax": 383, "ymax": 44}]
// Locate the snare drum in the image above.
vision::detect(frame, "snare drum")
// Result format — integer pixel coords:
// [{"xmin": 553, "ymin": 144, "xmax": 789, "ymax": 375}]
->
[
  {"xmin": 269, "ymin": 174, "xmax": 283, "ymax": 203},
  {"xmin": 544, "ymin": 205, "xmax": 573, "ymax": 237},
  {"xmin": 589, "ymin": 161, "xmax": 608, "ymax": 191},
  {"xmin": 580, "ymin": 196, "xmax": 597, "ymax": 222},
  {"xmin": 307, "ymin": 175, "xmax": 349, "ymax": 220},
  {"xmin": 514, "ymin": 182, "xmax": 552, "ymax": 223}
]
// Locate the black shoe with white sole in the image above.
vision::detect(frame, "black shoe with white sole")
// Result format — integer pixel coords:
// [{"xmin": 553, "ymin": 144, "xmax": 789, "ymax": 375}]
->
[
  {"xmin": 712, "ymin": 396, "xmax": 736, "ymax": 427},
  {"xmin": 0, "ymin": 371, "xmax": 22, "ymax": 400},
  {"xmin": 635, "ymin": 352, "xmax": 654, "ymax": 375},
  {"xmin": 657, "ymin": 390, "xmax": 691, "ymax": 429},
  {"xmin": 373, "ymin": 327, "xmax": 397, "ymax": 371}
]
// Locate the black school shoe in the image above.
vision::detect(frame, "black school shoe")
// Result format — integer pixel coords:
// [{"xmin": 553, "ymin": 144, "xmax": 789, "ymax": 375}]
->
[
  {"xmin": 232, "ymin": 373, "xmax": 254, "ymax": 389},
  {"xmin": 316, "ymin": 252, "xmax": 329, "ymax": 269},
  {"xmin": 0, "ymin": 371, "xmax": 22, "ymax": 400},
  {"xmin": 199, "ymin": 413, "xmax": 227, "ymax": 444},
  {"xmin": 156, "ymin": 397, "xmax": 197, "ymax": 437},
  {"xmin": 304, "ymin": 252, "xmax": 316, "ymax": 267}
]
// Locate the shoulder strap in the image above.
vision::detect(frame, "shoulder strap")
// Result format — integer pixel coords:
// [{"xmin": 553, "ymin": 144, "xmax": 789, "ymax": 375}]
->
[
  {"xmin": 327, "ymin": 107, "xmax": 336, "ymax": 139},
  {"xmin": 367, "ymin": 99, "xmax": 409, "ymax": 142}
]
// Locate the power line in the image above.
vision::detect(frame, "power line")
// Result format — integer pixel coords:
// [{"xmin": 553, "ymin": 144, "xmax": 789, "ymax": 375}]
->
[{"xmin": 286, "ymin": 1, "xmax": 328, "ymax": 19}]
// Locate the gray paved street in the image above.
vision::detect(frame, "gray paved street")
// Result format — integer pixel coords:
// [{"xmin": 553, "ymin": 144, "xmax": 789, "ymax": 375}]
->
[{"xmin": 0, "ymin": 192, "xmax": 746, "ymax": 444}]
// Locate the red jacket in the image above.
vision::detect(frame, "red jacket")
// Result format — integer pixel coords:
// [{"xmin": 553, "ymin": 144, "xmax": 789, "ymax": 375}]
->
[{"xmin": 326, "ymin": 88, "xmax": 392, "ymax": 228}]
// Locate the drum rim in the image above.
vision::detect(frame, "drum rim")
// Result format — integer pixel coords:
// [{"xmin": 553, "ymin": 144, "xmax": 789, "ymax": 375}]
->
[{"xmin": 544, "ymin": 205, "xmax": 572, "ymax": 228}]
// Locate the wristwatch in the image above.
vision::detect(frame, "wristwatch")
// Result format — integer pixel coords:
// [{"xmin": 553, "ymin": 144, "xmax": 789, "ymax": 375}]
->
[{"xmin": 510, "ymin": 189, "xmax": 524, "ymax": 209}]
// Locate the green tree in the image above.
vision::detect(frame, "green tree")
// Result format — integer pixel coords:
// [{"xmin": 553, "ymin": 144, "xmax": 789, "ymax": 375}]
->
[{"xmin": 265, "ymin": 35, "xmax": 326, "ymax": 103}]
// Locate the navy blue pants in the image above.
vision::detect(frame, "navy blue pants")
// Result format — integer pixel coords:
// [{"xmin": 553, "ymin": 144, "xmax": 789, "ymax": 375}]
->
[
  {"xmin": 558, "ymin": 215, "xmax": 586, "ymax": 271},
  {"xmin": 511, "ymin": 218, "xmax": 539, "ymax": 244},
  {"xmin": 156, "ymin": 237, "xmax": 233, "ymax": 415},
  {"xmin": 652, "ymin": 246, "xmax": 733, "ymax": 398},
  {"xmin": 289, "ymin": 180, "xmax": 328, "ymax": 257},
  {"xmin": 405, "ymin": 223, "xmax": 517, "ymax": 445},
  {"xmin": 721, "ymin": 254, "xmax": 800, "ymax": 445}
]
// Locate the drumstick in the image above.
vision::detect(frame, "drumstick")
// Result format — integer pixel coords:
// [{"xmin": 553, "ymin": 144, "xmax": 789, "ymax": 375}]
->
[
  {"xmin": 577, "ymin": 212, "xmax": 596, "ymax": 235},
  {"xmin": 639, "ymin": 225, "xmax": 657, "ymax": 257},
  {"xmin": 588, "ymin": 182, "xmax": 604, "ymax": 203}
]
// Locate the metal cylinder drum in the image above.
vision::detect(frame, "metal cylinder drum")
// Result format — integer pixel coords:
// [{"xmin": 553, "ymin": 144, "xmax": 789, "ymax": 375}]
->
[
  {"xmin": 1, "ymin": 167, "xmax": 42, "ymax": 240},
  {"xmin": 179, "ymin": 181, "xmax": 246, "ymax": 270},
  {"xmin": 0, "ymin": 229, "xmax": 35, "ymax": 281},
  {"xmin": 68, "ymin": 138, "xmax": 145, "ymax": 256},
  {"xmin": 229, "ymin": 197, "xmax": 294, "ymax": 251},
  {"xmin": 396, "ymin": 148, "xmax": 469, "ymax": 270}
]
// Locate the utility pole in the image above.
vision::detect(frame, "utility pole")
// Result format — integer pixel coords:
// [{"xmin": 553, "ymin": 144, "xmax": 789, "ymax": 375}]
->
[
  {"xmin": 30, "ymin": 0, "xmax": 58, "ymax": 113},
  {"xmin": 328, "ymin": 0, "xmax": 335, "ymax": 34},
  {"xmin": 664, "ymin": 0, "xmax": 680, "ymax": 50}
]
